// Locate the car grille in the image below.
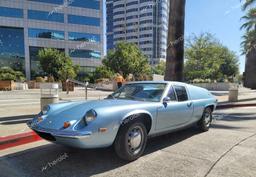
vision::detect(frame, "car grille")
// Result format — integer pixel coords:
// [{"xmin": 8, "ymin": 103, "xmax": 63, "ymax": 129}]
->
[{"xmin": 34, "ymin": 130, "xmax": 56, "ymax": 142}]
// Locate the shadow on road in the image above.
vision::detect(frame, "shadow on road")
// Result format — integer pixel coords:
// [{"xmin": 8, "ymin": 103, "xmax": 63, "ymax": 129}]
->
[
  {"xmin": 0, "ymin": 127, "xmax": 201, "ymax": 177},
  {"xmin": 211, "ymin": 124, "xmax": 245, "ymax": 130},
  {"xmin": 214, "ymin": 112, "xmax": 256, "ymax": 122}
]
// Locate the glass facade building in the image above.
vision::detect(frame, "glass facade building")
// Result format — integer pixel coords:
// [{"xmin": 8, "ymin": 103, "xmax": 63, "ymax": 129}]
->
[
  {"xmin": 0, "ymin": 0, "xmax": 103, "ymax": 79},
  {"xmin": 106, "ymin": 0, "xmax": 169, "ymax": 65}
]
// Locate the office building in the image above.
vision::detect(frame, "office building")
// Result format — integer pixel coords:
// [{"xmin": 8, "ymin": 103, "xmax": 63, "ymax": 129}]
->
[
  {"xmin": 0, "ymin": 0, "xmax": 103, "ymax": 80},
  {"xmin": 106, "ymin": 0, "xmax": 169, "ymax": 65}
]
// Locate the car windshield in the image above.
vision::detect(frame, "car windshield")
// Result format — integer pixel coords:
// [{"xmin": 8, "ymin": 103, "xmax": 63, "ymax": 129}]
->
[{"xmin": 109, "ymin": 83, "xmax": 167, "ymax": 102}]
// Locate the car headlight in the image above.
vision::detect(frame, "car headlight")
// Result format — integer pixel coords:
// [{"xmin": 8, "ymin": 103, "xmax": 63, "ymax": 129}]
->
[
  {"xmin": 42, "ymin": 105, "xmax": 50, "ymax": 115},
  {"xmin": 84, "ymin": 109, "xmax": 97, "ymax": 122}
]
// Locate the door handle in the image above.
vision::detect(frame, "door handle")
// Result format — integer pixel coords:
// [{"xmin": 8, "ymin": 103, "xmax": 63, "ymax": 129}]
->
[{"xmin": 187, "ymin": 102, "xmax": 192, "ymax": 107}]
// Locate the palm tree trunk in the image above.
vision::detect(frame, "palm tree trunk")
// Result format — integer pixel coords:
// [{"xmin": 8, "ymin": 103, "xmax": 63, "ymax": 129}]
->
[{"xmin": 165, "ymin": 0, "xmax": 186, "ymax": 81}]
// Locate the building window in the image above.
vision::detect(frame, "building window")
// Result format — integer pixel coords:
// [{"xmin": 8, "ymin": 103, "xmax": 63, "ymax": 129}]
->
[
  {"xmin": 28, "ymin": 0, "xmax": 64, "ymax": 5},
  {"xmin": 28, "ymin": 10, "xmax": 64, "ymax": 23},
  {"xmin": 0, "ymin": 6, "xmax": 23, "ymax": 18},
  {"xmin": 69, "ymin": 49, "xmax": 101, "ymax": 59},
  {"xmin": 68, "ymin": 32, "xmax": 100, "ymax": 42},
  {"xmin": 0, "ymin": 27, "xmax": 25, "ymax": 72},
  {"xmin": 68, "ymin": 15, "xmax": 100, "ymax": 26},
  {"xmin": 70, "ymin": 0, "xmax": 100, "ymax": 10},
  {"xmin": 28, "ymin": 28, "xmax": 64, "ymax": 40}
]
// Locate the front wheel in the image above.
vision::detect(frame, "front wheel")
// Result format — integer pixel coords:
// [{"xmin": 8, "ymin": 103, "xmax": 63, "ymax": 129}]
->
[
  {"xmin": 198, "ymin": 107, "xmax": 213, "ymax": 132},
  {"xmin": 114, "ymin": 120, "xmax": 147, "ymax": 161}
]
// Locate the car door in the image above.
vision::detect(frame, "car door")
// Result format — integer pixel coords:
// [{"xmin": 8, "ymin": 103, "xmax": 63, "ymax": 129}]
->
[{"xmin": 156, "ymin": 84, "xmax": 194, "ymax": 130}]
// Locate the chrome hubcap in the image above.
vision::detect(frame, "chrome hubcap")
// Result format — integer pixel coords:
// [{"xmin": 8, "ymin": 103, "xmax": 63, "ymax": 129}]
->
[
  {"xmin": 127, "ymin": 126, "xmax": 143, "ymax": 154},
  {"xmin": 204, "ymin": 112, "xmax": 211, "ymax": 127}
]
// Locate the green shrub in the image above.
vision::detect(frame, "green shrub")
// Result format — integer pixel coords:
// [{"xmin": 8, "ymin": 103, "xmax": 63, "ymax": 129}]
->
[
  {"xmin": 0, "ymin": 67, "xmax": 25, "ymax": 81},
  {"xmin": 36, "ymin": 77, "xmax": 45, "ymax": 83}
]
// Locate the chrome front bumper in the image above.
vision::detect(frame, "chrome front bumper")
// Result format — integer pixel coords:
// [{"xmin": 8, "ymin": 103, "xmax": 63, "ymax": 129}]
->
[
  {"xmin": 27, "ymin": 120, "xmax": 92, "ymax": 139},
  {"xmin": 27, "ymin": 120, "xmax": 115, "ymax": 149}
]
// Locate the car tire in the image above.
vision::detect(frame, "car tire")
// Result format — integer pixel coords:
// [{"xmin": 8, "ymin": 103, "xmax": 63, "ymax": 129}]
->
[
  {"xmin": 198, "ymin": 107, "xmax": 212, "ymax": 132},
  {"xmin": 114, "ymin": 119, "xmax": 147, "ymax": 161}
]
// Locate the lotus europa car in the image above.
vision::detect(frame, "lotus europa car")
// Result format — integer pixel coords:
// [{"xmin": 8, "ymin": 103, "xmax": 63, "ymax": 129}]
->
[{"xmin": 28, "ymin": 81, "xmax": 217, "ymax": 161}]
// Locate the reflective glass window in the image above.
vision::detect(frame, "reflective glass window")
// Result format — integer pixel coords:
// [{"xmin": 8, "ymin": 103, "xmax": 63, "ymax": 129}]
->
[
  {"xmin": 69, "ymin": 49, "xmax": 101, "ymax": 59},
  {"xmin": 28, "ymin": 0, "xmax": 63, "ymax": 4},
  {"xmin": 70, "ymin": 0, "xmax": 100, "ymax": 10},
  {"xmin": 68, "ymin": 32, "xmax": 100, "ymax": 42},
  {"xmin": 68, "ymin": 15, "xmax": 100, "ymax": 26},
  {"xmin": 28, "ymin": 28, "xmax": 64, "ymax": 40},
  {"xmin": 0, "ymin": 6, "xmax": 23, "ymax": 18},
  {"xmin": 0, "ymin": 27, "xmax": 25, "ymax": 72},
  {"xmin": 28, "ymin": 10, "xmax": 64, "ymax": 23}
]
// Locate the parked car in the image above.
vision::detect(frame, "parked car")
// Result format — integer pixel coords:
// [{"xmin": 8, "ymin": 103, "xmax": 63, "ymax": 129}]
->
[{"xmin": 28, "ymin": 81, "xmax": 218, "ymax": 161}]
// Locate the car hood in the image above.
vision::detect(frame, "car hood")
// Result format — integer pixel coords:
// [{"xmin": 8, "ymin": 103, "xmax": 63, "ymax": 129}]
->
[{"xmin": 37, "ymin": 99, "xmax": 151, "ymax": 130}]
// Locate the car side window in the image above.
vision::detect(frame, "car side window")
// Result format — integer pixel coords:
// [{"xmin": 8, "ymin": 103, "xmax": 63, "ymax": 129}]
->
[
  {"xmin": 173, "ymin": 85, "xmax": 188, "ymax": 102},
  {"xmin": 167, "ymin": 86, "xmax": 177, "ymax": 101}
]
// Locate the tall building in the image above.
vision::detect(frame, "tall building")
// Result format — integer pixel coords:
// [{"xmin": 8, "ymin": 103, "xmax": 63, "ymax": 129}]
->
[
  {"xmin": 0, "ymin": 0, "xmax": 104, "ymax": 80},
  {"xmin": 106, "ymin": 0, "xmax": 169, "ymax": 65}
]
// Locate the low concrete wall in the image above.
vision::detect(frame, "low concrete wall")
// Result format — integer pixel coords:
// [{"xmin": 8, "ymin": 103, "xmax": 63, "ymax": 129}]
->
[
  {"xmin": 0, "ymin": 80, "xmax": 15, "ymax": 91},
  {"xmin": 153, "ymin": 74, "xmax": 164, "ymax": 81},
  {"xmin": 95, "ymin": 80, "xmax": 116, "ymax": 91},
  {"xmin": 15, "ymin": 82, "xmax": 28, "ymax": 90},
  {"xmin": 193, "ymin": 83, "xmax": 237, "ymax": 91}
]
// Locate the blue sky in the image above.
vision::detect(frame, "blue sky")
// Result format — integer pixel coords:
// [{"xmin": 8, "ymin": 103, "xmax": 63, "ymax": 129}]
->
[
  {"xmin": 186, "ymin": 0, "xmax": 245, "ymax": 73},
  {"xmin": 103, "ymin": 0, "xmax": 245, "ymax": 73}
]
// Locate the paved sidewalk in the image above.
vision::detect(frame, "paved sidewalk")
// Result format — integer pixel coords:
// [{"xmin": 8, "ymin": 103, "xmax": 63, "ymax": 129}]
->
[{"xmin": 213, "ymin": 87, "xmax": 256, "ymax": 104}]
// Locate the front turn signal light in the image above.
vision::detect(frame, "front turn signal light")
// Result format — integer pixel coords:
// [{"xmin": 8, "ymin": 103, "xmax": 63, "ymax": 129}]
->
[{"xmin": 63, "ymin": 121, "xmax": 71, "ymax": 128}]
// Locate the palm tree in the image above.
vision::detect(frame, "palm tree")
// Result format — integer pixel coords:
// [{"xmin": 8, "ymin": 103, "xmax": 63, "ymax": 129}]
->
[
  {"xmin": 241, "ymin": 30, "xmax": 256, "ymax": 55},
  {"xmin": 241, "ymin": 0, "xmax": 256, "ymax": 88},
  {"xmin": 241, "ymin": 8, "xmax": 256, "ymax": 31},
  {"xmin": 165, "ymin": 0, "xmax": 186, "ymax": 81}
]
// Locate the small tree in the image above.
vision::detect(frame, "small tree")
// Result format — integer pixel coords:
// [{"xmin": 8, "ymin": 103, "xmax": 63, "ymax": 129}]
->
[
  {"xmin": 102, "ymin": 42, "xmax": 151, "ymax": 80},
  {"xmin": 152, "ymin": 61, "xmax": 166, "ymax": 75},
  {"xmin": 94, "ymin": 66, "xmax": 114, "ymax": 80},
  {"xmin": 184, "ymin": 33, "xmax": 239, "ymax": 82},
  {"xmin": 38, "ymin": 48, "xmax": 78, "ymax": 81}
]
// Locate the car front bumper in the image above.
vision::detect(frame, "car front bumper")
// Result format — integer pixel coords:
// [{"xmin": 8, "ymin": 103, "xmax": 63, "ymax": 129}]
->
[{"xmin": 27, "ymin": 121, "xmax": 112, "ymax": 149}]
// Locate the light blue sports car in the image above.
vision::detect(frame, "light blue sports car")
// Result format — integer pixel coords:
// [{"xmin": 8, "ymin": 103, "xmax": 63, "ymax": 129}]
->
[{"xmin": 28, "ymin": 81, "xmax": 217, "ymax": 161}]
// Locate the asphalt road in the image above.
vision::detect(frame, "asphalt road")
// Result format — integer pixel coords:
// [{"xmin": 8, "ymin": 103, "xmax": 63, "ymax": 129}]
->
[{"xmin": 1, "ymin": 107, "xmax": 256, "ymax": 177}]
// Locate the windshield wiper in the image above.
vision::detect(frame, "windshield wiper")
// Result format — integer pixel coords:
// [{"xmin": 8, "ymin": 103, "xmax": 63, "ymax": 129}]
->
[
  {"xmin": 126, "ymin": 95, "xmax": 137, "ymax": 100},
  {"xmin": 106, "ymin": 94, "xmax": 116, "ymax": 99}
]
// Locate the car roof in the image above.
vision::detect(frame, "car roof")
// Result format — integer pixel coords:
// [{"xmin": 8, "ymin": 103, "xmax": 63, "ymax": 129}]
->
[{"xmin": 126, "ymin": 81, "xmax": 188, "ymax": 86}]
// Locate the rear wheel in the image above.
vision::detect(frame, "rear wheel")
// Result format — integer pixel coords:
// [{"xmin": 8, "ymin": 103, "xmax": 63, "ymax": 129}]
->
[
  {"xmin": 114, "ymin": 119, "xmax": 147, "ymax": 161},
  {"xmin": 198, "ymin": 107, "xmax": 212, "ymax": 132}
]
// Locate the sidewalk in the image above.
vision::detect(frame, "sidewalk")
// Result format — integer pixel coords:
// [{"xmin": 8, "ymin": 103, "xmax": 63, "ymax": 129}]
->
[{"xmin": 214, "ymin": 88, "xmax": 256, "ymax": 109}]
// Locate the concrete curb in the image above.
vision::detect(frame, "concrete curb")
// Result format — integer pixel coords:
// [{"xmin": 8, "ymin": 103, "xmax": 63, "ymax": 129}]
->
[
  {"xmin": 216, "ymin": 103, "xmax": 256, "ymax": 109},
  {"xmin": 0, "ymin": 131, "xmax": 41, "ymax": 150}
]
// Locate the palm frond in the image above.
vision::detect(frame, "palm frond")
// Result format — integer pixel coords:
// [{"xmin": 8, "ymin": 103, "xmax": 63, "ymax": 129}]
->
[
  {"xmin": 241, "ymin": 8, "xmax": 256, "ymax": 31},
  {"xmin": 242, "ymin": 0, "xmax": 256, "ymax": 11}
]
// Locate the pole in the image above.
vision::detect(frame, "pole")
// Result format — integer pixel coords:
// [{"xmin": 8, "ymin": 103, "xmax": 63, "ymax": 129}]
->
[{"xmin": 85, "ymin": 81, "xmax": 88, "ymax": 100}]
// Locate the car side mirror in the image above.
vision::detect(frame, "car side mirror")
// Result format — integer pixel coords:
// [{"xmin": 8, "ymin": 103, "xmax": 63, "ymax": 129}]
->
[
  {"xmin": 163, "ymin": 97, "xmax": 171, "ymax": 103},
  {"xmin": 162, "ymin": 97, "xmax": 171, "ymax": 108}
]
